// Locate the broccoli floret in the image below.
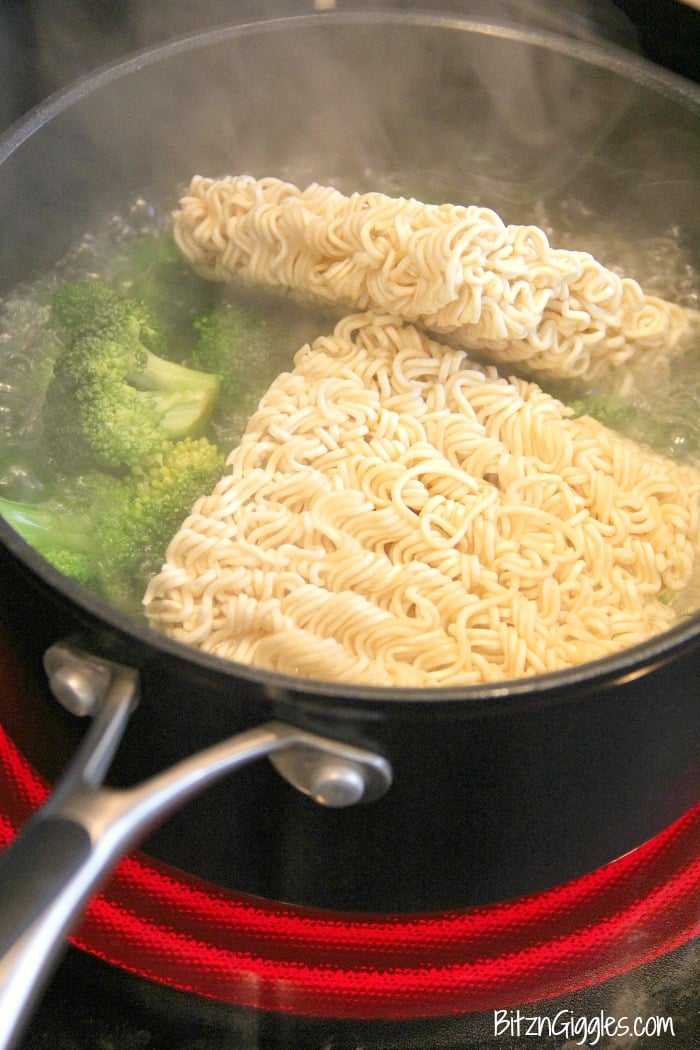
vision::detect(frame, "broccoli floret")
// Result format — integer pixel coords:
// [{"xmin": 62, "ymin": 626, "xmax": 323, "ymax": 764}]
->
[
  {"xmin": 110, "ymin": 232, "xmax": 218, "ymax": 358},
  {"xmin": 45, "ymin": 280, "xmax": 221, "ymax": 471},
  {"xmin": 0, "ymin": 437, "xmax": 226, "ymax": 611},
  {"xmin": 569, "ymin": 394, "xmax": 637, "ymax": 431},
  {"xmin": 0, "ymin": 478, "xmax": 103, "ymax": 589},
  {"xmin": 569, "ymin": 393, "xmax": 697, "ymax": 460},
  {"xmin": 192, "ymin": 299, "xmax": 288, "ymax": 418},
  {"xmin": 51, "ymin": 279, "xmax": 121, "ymax": 337},
  {"xmin": 97, "ymin": 436, "xmax": 226, "ymax": 608}
]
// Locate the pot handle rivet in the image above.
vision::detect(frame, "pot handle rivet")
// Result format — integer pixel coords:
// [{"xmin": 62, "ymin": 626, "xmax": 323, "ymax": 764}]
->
[
  {"xmin": 308, "ymin": 759, "xmax": 367, "ymax": 808},
  {"xmin": 269, "ymin": 739, "xmax": 392, "ymax": 807},
  {"xmin": 43, "ymin": 640, "xmax": 116, "ymax": 717},
  {"xmin": 46, "ymin": 665, "xmax": 102, "ymax": 717}
]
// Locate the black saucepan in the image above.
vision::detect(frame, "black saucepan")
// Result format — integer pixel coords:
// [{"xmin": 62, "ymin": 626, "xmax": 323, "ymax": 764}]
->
[{"xmin": 0, "ymin": 11, "xmax": 698, "ymax": 1048}]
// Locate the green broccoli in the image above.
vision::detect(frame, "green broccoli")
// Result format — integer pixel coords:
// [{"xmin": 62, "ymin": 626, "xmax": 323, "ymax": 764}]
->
[
  {"xmin": 110, "ymin": 232, "xmax": 218, "ymax": 359},
  {"xmin": 0, "ymin": 475, "xmax": 104, "ymax": 588},
  {"xmin": 569, "ymin": 393, "xmax": 697, "ymax": 460},
  {"xmin": 0, "ymin": 437, "xmax": 226, "ymax": 611},
  {"xmin": 191, "ymin": 299, "xmax": 290, "ymax": 424},
  {"xmin": 45, "ymin": 279, "xmax": 221, "ymax": 471},
  {"xmin": 97, "ymin": 436, "xmax": 226, "ymax": 608}
]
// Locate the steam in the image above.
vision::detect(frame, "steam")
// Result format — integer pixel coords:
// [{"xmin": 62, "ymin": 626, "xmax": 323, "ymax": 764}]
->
[
  {"xmin": 7, "ymin": 1, "xmax": 639, "ymax": 128},
  {"xmin": 0, "ymin": 2, "xmax": 697, "ymax": 298},
  {"xmin": 16, "ymin": 2, "xmax": 641, "ymax": 200}
]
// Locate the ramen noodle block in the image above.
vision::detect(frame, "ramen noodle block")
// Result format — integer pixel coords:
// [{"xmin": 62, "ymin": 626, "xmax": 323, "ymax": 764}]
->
[
  {"xmin": 144, "ymin": 313, "xmax": 700, "ymax": 686},
  {"xmin": 173, "ymin": 175, "xmax": 696, "ymax": 383}
]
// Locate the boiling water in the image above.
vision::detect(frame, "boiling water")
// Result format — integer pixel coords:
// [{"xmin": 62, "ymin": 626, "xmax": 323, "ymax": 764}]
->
[{"xmin": 1, "ymin": 186, "xmax": 699, "ymax": 622}]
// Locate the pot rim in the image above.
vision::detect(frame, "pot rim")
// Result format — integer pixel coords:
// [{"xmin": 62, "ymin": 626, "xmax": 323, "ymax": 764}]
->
[
  {"xmin": 0, "ymin": 9, "xmax": 698, "ymax": 711},
  {"xmin": 2, "ymin": 8, "xmax": 698, "ymax": 161}
]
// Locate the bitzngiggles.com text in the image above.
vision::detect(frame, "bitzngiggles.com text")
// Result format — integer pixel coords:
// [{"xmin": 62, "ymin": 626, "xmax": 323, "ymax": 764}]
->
[{"xmin": 493, "ymin": 1008, "xmax": 675, "ymax": 1045}]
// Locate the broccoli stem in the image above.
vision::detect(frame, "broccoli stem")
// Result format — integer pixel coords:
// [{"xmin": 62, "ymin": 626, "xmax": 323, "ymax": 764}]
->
[
  {"xmin": 128, "ymin": 348, "xmax": 221, "ymax": 395},
  {"xmin": 149, "ymin": 388, "xmax": 218, "ymax": 439},
  {"xmin": 0, "ymin": 497, "xmax": 94, "ymax": 555}
]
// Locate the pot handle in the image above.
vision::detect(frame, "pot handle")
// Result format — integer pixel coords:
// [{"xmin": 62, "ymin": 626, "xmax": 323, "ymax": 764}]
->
[{"xmin": 0, "ymin": 641, "xmax": 392, "ymax": 1050}]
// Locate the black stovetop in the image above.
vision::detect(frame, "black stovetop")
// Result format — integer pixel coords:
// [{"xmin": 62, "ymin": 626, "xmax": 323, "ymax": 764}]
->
[{"xmin": 18, "ymin": 939, "xmax": 700, "ymax": 1049}]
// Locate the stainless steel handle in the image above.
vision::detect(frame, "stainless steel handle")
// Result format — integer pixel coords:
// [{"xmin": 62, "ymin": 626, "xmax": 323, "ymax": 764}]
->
[{"xmin": 0, "ymin": 641, "xmax": 392, "ymax": 1050}]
